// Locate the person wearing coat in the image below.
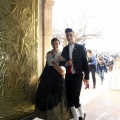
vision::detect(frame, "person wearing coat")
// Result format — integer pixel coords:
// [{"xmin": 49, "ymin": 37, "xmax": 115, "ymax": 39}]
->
[{"xmin": 59, "ymin": 28, "xmax": 89, "ymax": 120}]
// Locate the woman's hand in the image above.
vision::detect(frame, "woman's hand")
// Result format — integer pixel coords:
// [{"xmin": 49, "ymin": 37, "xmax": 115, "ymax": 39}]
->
[
  {"xmin": 61, "ymin": 71, "xmax": 65, "ymax": 77},
  {"xmin": 58, "ymin": 56, "xmax": 66, "ymax": 61}
]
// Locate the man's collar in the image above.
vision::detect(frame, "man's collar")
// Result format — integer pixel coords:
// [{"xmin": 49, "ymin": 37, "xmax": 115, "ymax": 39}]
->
[{"xmin": 69, "ymin": 43, "xmax": 75, "ymax": 47}]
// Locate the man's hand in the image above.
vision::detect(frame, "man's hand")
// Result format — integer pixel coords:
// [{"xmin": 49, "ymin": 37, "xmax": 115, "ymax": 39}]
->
[
  {"xmin": 67, "ymin": 59, "xmax": 73, "ymax": 66},
  {"xmin": 83, "ymin": 79, "xmax": 89, "ymax": 86}
]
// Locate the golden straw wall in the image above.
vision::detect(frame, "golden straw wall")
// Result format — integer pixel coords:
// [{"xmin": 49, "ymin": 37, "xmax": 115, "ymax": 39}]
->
[{"xmin": 0, "ymin": 0, "xmax": 38, "ymax": 119}]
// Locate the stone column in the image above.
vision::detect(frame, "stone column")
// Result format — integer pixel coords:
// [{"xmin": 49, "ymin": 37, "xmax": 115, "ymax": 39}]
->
[
  {"xmin": 43, "ymin": 0, "xmax": 54, "ymax": 65},
  {"xmin": 37, "ymin": 0, "xmax": 44, "ymax": 76}
]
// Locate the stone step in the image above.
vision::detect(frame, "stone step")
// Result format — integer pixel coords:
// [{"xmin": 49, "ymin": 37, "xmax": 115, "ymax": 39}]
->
[{"xmin": 20, "ymin": 114, "xmax": 36, "ymax": 120}]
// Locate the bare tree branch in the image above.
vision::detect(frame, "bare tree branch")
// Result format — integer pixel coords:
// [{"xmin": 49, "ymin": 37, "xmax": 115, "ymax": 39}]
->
[{"xmin": 52, "ymin": 16, "xmax": 104, "ymax": 46}]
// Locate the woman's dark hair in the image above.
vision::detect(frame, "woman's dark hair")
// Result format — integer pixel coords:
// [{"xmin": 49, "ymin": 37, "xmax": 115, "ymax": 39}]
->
[
  {"xmin": 51, "ymin": 37, "xmax": 60, "ymax": 44},
  {"xmin": 98, "ymin": 58, "xmax": 103, "ymax": 61}
]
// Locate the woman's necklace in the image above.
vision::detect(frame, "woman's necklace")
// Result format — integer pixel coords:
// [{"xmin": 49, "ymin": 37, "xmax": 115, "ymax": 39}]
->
[
  {"xmin": 51, "ymin": 49, "xmax": 59, "ymax": 59},
  {"xmin": 51, "ymin": 50, "xmax": 56, "ymax": 58}
]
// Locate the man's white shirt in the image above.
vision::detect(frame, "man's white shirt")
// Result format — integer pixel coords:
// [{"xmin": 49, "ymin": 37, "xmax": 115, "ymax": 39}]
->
[{"xmin": 69, "ymin": 44, "xmax": 76, "ymax": 74}]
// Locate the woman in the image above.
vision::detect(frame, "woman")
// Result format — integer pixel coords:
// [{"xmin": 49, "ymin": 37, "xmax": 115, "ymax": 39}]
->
[
  {"xmin": 97, "ymin": 58, "xmax": 107, "ymax": 84},
  {"xmin": 109, "ymin": 56, "xmax": 120, "ymax": 90},
  {"xmin": 35, "ymin": 38, "xmax": 72, "ymax": 120}
]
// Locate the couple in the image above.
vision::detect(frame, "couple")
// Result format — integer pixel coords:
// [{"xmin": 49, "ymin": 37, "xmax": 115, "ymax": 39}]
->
[{"xmin": 35, "ymin": 28, "xmax": 89, "ymax": 120}]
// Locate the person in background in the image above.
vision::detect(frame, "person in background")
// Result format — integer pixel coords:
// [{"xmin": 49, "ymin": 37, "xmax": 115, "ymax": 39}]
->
[
  {"xmin": 97, "ymin": 58, "xmax": 107, "ymax": 84},
  {"xmin": 109, "ymin": 56, "xmax": 120, "ymax": 90},
  {"xmin": 107, "ymin": 55, "xmax": 114, "ymax": 72},
  {"xmin": 86, "ymin": 49, "xmax": 97, "ymax": 89}
]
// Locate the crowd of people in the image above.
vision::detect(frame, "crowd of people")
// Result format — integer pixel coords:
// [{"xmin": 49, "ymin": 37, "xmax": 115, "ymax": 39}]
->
[
  {"xmin": 84, "ymin": 49, "xmax": 118, "ymax": 89},
  {"xmin": 34, "ymin": 28, "xmax": 120, "ymax": 120}
]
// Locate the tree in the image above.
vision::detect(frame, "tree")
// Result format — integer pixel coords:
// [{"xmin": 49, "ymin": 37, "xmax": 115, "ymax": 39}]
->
[{"xmin": 52, "ymin": 16, "xmax": 103, "ymax": 47}]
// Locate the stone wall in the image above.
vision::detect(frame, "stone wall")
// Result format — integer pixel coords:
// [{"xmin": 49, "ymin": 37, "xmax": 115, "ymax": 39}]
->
[
  {"xmin": 0, "ymin": 0, "xmax": 54, "ymax": 119},
  {"xmin": 0, "ymin": 0, "xmax": 38, "ymax": 119}
]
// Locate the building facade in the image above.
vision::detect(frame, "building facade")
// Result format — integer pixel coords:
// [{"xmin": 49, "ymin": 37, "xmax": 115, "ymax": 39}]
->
[{"xmin": 0, "ymin": 0, "xmax": 54, "ymax": 119}]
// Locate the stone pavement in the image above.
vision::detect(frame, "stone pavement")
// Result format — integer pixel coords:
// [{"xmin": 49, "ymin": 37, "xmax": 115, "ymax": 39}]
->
[
  {"xmin": 22, "ymin": 73, "xmax": 120, "ymax": 120},
  {"xmin": 80, "ymin": 73, "xmax": 120, "ymax": 120}
]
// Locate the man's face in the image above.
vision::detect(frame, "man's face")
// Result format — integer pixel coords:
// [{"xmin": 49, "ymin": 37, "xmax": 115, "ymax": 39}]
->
[
  {"xmin": 66, "ymin": 32, "xmax": 75, "ymax": 44},
  {"xmin": 87, "ymin": 52, "xmax": 92, "ymax": 57}
]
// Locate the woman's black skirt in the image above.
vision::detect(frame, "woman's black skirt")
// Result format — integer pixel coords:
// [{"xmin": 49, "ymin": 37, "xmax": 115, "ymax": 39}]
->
[{"xmin": 35, "ymin": 66, "xmax": 63, "ymax": 111}]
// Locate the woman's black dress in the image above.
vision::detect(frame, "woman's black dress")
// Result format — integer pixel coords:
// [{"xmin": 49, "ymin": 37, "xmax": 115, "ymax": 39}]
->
[{"xmin": 35, "ymin": 51, "xmax": 72, "ymax": 120}]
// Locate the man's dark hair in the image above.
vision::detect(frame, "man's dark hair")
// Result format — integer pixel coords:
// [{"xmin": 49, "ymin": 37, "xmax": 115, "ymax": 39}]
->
[
  {"xmin": 51, "ymin": 37, "xmax": 60, "ymax": 44},
  {"xmin": 87, "ymin": 49, "xmax": 92, "ymax": 53},
  {"xmin": 65, "ymin": 28, "xmax": 74, "ymax": 34}
]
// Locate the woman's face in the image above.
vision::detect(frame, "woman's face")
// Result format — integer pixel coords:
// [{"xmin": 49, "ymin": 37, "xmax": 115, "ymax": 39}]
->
[{"xmin": 51, "ymin": 40, "xmax": 60, "ymax": 51}]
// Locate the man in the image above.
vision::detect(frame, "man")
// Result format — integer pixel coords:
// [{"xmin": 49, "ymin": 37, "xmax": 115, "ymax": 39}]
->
[
  {"xmin": 86, "ymin": 49, "xmax": 97, "ymax": 89},
  {"xmin": 59, "ymin": 28, "xmax": 89, "ymax": 120}
]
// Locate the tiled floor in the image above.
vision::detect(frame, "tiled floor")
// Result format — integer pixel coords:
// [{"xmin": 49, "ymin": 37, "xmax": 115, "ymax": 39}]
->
[
  {"xmin": 23, "ymin": 72, "xmax": 120, "ymax": 120},
  {"xmin": 80, "ymin": 73, "xmax": 120, "ymax": 120}
]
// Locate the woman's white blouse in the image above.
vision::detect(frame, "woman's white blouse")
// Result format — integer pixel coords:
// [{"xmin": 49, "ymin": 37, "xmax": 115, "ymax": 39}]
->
[{"xmin": 46, "ymin": 50, "xmax": 62, "ymax": 66}]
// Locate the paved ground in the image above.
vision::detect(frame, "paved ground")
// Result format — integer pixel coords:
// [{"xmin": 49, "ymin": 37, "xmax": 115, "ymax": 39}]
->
[
  {"xmin": 22, "ymin": 72, "xmax": 120, "ymax": 120},
  {"xmin": 81, "ymin": 73, "xmax": 120, "ymax": 120}
]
